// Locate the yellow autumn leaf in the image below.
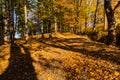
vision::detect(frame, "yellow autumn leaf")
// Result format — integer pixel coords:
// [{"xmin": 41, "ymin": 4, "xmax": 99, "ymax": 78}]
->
[
  {"xmin": 90, "ymin": 72, "xmax": 94, "ymax": 76},
  {"xmin": 114, "ymin": 71, "xmax": 119, "ymax": 76},
  {"xmin": 96, "ymin": 69, "xmax": 102, "ymax": 73},
  {"xmin": 47, "ymin": 77, "xmax": 52, "ymax": 80},
  {"xmin": 75, "ymin": 68, "xmax": 79, "ymax": 73},
  {"xmin": 104, "ymin": 76, "xmax": 108, "ymax": 79},
  {"xmin": 90, "ymin": 78, "xmax": 95, "ymax": 80}
]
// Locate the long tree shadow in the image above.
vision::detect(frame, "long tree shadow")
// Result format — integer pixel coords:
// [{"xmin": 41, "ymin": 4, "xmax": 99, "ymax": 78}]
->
[
  {"xmin": 41, "ymin": 38, "xmax": 120, "ymax": 65},
  {"xmin": 0, "ymin": 43, "xmax": 37, "ymax": 80}
]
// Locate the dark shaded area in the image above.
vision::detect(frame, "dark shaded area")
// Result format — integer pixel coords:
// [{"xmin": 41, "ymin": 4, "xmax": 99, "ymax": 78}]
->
[
  {"xmin": 0, "ymin": 43, "xmax": 37, "ymax": 80},
  {"xmin": 81, "ymin": 29, "xmax": 120, "ymax": 46},
  {"xmin": 116, "ymin": 24, "xmax": 120, "ymax": 47},
  {"xmin": 116, "ymin": 34, "xmax": 120, "ymax": 47},
  {"xmin": 41, "ymin": 38, "xmax": 120, "ymax": 65},
  {"xmin": 0, "ymin": 36, "xmax": 4, "ymax": 45},
  {"xmin": 38, "ymin": 56, "xmax": 62, "ymax": 70}
]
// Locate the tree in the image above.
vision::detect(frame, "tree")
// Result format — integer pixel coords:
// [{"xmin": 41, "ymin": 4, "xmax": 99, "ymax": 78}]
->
[
  {"xmin": 0, "ymin": 0, "xmax": 4, "ymax": 39},
  {"xmin": 104, "ymin": 8, "xmax": 108, "ymax": 30},
  {"xmin": 80, "ymin": 0, "xmax": 96, "ymax": 32},
  {"xmin": 93, "ymin": 0, "xmax": 99, "ymax": 31},
  {"xmin": 3, "ymin": 0, "xmax": 10, "ymax": 44},
  {"xmin": 104, "ymin": 0, "xmax": 120, "ymax": 45},
  {"xmin": 8, "ymin": 0, "xmax": 15, "ymax": 44},
  {"xmin": 24, "ymin": 0, "xmax": 29, "ymax": 43}
]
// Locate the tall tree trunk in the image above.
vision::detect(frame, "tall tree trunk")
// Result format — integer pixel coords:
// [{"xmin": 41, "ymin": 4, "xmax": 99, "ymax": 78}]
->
[
  {"xmin": 3, "ymin": 0, "xmax": 8, "ymax": 44},
  {"xmin": 3, "ymin": 17, "xmax": 8, "ymax": 43},
  {"xmin": 103, "ymin": 9, "xmax": 108, "ymax": 31},
  {"xmin": 0, "ymin": 0, "xmax": 4, "ymax": 44},
  {"xmin": 74, "ymin": 0, "xmax": 79, "ymax": 34},
  {"xmin": 79, "ymin": 22, "xmax": 82, "ymax": 33},
  {"xmin": 104, "ymin": 0, "xmax": 117, "ymax": 45},
  {"xmin": 41, "ymin": 20, "xmax": 44, "ymax": 38},
  {"xmin": 48, "ymin": 19, "xmax": 52, "ymax": 38},
  {"xmin": 24, "ymin": 0, "xmax": 29, "ymax": 43},
  {"xmin": 8, "ymin": 0, "xmax": 14, "ymax": 44},
  {"xmin": 93, "ymin": 0, "xmax": 99, "ymax": 32},
  {"xmin": 53, "ymin": 0, "xmax": 58, "ymax": 33},
  {"xmin": 0, "ymin": 0, "xmax": 3, "ymax": 38},
  {"xmin": 54, "ymin": 16, "xmax": 58, "ymax": 33},
  {"xmin": 80, "ymin": 0, "xmax": 82, "ymax": 6},
  {"xmin": 37, "ymin": 0, "xmax": 43, "ymax": 37},
  {"xmin": 85, "ymin": 17, "xmax": 87, "ymax": 33}
]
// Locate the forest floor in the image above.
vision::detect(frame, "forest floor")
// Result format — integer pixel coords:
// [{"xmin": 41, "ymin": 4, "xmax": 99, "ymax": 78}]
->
[{"xmin": 0, "ymin": 33, "xmax": 120, "ymax": 80}]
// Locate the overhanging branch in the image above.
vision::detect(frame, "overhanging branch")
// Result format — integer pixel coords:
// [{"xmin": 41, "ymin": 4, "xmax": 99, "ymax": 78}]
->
[{"xmin": 113, "ymin": 1, "xmax": 120, "ymax": 11}]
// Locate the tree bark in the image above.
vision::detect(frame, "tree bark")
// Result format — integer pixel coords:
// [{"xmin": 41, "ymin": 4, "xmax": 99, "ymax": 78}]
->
[
  {"xmin": 85, "ymin": 17, "xmax": 87, "ymax": 33},
  {"xmin": 24, "ymin": 0, "xmax": 29, "ymax": 43},
  {"xmin": 0, "ymin": 0, "xmax": 3, "ymax": 38},
  {"xmin": 103, "ymin": 9, "xmax": 108, "ymax": 30},
  {"xmin": 93, "ymin": 0, "xmax": 99, "ymax": 32},
  {"xmin": 54, "ymin": 16, "xmax": 58, "ymax": 33},
  {"xmin": 3, "ymin": 0, "xmax": 9, "ymax": 44},
  {"xmin": 104, "ymin": 0, "xmax": 117, "ymax": 45},
  {"xmin": 8, "ymin": 0, "xmax": 14, "ymax": 44},
  {"xmin": 48, "ymin": 19, "xmax": 52, "ymax": 38},
  {"xmin": 41, "ymin": 20, "xmax": 44, "ymax": 38},
  {"xmin": 74, "ymin": 0, "xmax": 79, "ymax": 34},
  {"xmin": 0, "ymin": 0, "xmax": 4, "ymax": 44}
]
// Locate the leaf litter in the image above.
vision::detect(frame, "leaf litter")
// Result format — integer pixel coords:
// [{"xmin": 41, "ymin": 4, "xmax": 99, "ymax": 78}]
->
[{"xmin": 0, "ymin": 33, "xmax": 120, "ymax": 80}]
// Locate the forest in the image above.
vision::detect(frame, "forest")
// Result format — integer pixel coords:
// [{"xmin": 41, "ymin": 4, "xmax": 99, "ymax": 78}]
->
[{"xmin": 0, "ymin": 0, "xmax": 120, "ymax": 80}]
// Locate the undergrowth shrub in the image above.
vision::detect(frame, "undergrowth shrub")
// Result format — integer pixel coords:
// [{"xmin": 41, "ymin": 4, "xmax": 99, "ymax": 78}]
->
[
  {"xmin": 79, "ymin": 26, "xmax": 120, "ymax": 46},
  {"xmin": 84, "ymin": 30, "xmax": 108, "ymax": 43},
  {"xmin": 86, "ymin": 30, "xmax": 98, "ymax": 41},
  {"xmin": 97, "ymin": 31, "xmax": 108, "ymax": 43}
]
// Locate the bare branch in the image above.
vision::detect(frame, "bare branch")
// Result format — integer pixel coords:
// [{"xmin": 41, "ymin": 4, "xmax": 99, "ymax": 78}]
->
[{"xmin": 113, "ymin": 1, "xmax": 120, "ymax": 11}]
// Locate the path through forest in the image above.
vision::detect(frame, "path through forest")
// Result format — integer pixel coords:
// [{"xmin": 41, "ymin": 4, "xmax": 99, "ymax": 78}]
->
[{"xmin": 0, "ymin": 33, "xmax": 120, "ymax": 80}]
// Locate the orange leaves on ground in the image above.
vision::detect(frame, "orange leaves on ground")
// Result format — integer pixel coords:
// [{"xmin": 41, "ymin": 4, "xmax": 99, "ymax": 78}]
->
[{"xmin": 0, "ymin": 33, "xmax": 120, "ymax": 80}]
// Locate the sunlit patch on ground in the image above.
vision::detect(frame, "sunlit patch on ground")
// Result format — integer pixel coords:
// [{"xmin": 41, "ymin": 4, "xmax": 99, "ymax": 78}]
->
[{"xmin": 0, "ymin": 33, "xmax": 120, "ymax": 80}]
